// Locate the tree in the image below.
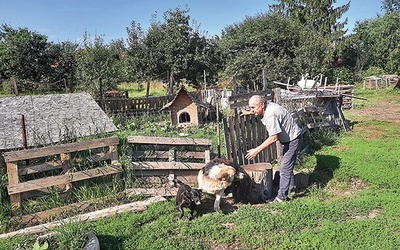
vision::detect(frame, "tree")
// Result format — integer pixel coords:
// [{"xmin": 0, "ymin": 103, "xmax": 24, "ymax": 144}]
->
[
  {"xmin": 270, "ymin": 0, "xmax": 349, "ymax": 38},
  {"xmin": 351, "ymin": 11, "xmax": 400, "ymax": 75},
  {"xmin": 75, "ymin": 33, "xmax": 124, "ymax": 96},
  {"xmin": 125, "ymin": 7, "xmax": 220, "ymax": 94},
  {"xmin": 270, "ymin": 0, "xmax": 350, "ymax": 64},
  {"xmin": 218, "ymin": 12, "xmax": 330, "ymax": 86},
  {"xmin": 46, "ymin": 41, "xmax": 79, "ymax": 91},
  {"xmin": 125, "ymin": 20, "xmax": 151, "ymax": 83},
  {"xmin": 0, "ymin": 24, "xmax": 51, "ymax": 91},
  {"xmin": 382, "ymin": 0, "xmax": 400, "ymax": 13}
]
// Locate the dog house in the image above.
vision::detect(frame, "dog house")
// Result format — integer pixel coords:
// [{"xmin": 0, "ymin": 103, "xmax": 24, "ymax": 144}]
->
[{"xmin": 160, "ymin": 86, "xmax": 211, "ymax": 127}]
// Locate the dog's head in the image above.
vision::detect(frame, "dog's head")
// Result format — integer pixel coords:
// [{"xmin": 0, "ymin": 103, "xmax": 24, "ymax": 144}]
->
[
  {"xmin": 189, "ymin": 189, "xmax": 202, "ymax": 205},
  {"xmin": 234, "ymin": 168, "xmax": 245, "ymax": 180}
]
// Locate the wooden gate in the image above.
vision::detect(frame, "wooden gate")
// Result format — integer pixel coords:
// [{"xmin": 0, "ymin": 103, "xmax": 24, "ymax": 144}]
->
[{"xmin": 222, "ymin": 90, "xmax": 277, "ymax": 167}]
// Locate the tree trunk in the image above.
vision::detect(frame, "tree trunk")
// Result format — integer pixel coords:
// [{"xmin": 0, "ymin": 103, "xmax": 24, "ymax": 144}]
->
[
  {"xmin": 168, "ymin": 71, "xmax": 174, "ymax": 95},
  {"xmin": 232, "ymin": 163, "xmax": 273, "ymax": 203}
]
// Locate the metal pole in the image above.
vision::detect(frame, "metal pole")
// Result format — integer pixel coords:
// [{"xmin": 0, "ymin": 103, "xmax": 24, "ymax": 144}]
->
[{"xmin": 20, "ymin": 114, "xmax": 28, "ymax": 149}]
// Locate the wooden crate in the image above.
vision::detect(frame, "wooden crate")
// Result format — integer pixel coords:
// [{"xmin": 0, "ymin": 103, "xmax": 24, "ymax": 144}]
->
[{"xmin": 126, "ymin": 136, "xmax": 212, "ymax": 191}]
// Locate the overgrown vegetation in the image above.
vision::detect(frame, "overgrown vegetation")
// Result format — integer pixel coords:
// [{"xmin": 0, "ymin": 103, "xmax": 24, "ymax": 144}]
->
[{"xmin": 0, "ymin": 88, "xmax": 399, "ymax": 249}]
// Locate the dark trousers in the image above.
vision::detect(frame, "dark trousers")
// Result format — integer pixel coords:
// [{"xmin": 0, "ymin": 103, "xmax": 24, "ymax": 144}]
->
[{"xmin": 277, "ymin": 134, "xmax": 303, "ymax": 200}]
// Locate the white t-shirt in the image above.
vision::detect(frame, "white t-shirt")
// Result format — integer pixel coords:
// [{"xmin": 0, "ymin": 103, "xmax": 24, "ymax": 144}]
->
[{"xmin": 261, "ymin": 102, "xmax": 302, "ymax": 143}]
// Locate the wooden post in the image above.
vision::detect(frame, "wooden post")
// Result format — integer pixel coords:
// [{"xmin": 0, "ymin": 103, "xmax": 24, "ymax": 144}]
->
[
  {"xmin": 273, "ymin": 88, "xmax": 282, "ymax": 161},
  {"xmin": 20, "ymin": 115, "xmax": 28, "ymax": 150},
  {"xmin": 203, "ymin": 70, "xmax": 207, "ymax": 90},
  {"xmin": 109, "ymin": 145, "xmax": 119, "ymax": 165},
  {"xmin": 169, "ymin": 147, "xmax": 176, "ymax": 162},
  {"xmin": 262, "ymin": 69, "xmax": 267, "ymax": 90},
  {"xmin": 205, "ymin": 146, "xmax": 211, "ymax": 163},
  {"xmin": 215, "ymin": 92, "xmax": 221, "ymax": 158},
  {"xmin": 146, "ymin": 81, "xmax": 150, "ymax": 97},
  {"xmin": 6, "ymin": 162, "xmax": 21, "ymax": 210},
  {"xmin": 335, "ymin": 78, "xmax": 339, "ymax": 91},
  {"xmin": 20, "ymin": 114, "xmax": 29, "ymax": 165},
  {"xmin": 64, "ymin": 78, "xmax": 67, "ymax": 93},
  {"xmin": 99, "ymin": 77, "xmax": 104, "ymax": 98},
  {"xmin": 12, "ymin": 77, "xmax": 18, "ymax": 96},
  {"xmin": 60, "ymin": 152, "xmax": 72, "ymax": 191},
  {"xmin": 232, "ymin": 76, "xmax": 237, "ymax": 94}
]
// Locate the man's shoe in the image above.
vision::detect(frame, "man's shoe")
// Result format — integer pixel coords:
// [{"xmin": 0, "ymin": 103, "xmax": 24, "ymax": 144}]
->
[{"xmin": 266, "ymin": 197, "xmax": 284, "ymax": 203}]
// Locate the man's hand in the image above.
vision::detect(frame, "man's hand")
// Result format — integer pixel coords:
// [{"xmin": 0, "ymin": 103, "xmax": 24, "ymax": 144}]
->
[
  {"xmin": 245, "ymin": 148, "xmax": 260, "ymax": 160},
  {"xmin": 241, "ymin": 109, "xmax": 253, "ymax": 116}
]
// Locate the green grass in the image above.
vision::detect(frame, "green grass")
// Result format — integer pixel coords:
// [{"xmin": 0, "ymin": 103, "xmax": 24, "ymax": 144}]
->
[
  {"xmin": 118, "ymin": 81, "xmax": 196, "ymax": 98},
  {"xmin": 1, "ymin": 87, "xmax": 400, "ymax": 249}
]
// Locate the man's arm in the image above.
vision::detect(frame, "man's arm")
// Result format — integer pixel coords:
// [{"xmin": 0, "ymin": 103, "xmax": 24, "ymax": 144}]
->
[{"xmin": 245, "ymin": 134, "xmax": 278, "ymax": 160}]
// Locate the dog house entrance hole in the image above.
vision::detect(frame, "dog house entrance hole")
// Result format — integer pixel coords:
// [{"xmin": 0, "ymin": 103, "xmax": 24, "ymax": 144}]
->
[{"xmin": 179, "ymin": 112, "xmax": 191, "ymax": 124}]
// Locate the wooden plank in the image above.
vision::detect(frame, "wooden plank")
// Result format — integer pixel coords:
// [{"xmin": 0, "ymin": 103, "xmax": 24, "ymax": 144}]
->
[
  {"xmin": 3, "ymin": 137, "xmax": 119, "ymax": 162},
  {"xmin": 18, "ymin": 161, "xmax": 64, "ymax": 176},
  {"xmin": 0, "ymin": 196, "xmax": 167, "ymax": 239},
  {"xmin": 125, "ymin": 187, "xmax": 178, "ymax": 197},
  {"xmin": 222, "ymin": 118, "xmax": 232, "ymax": 161},
  {"xmin": 127, "ymin": 136, "xmax": 212, "ymax": 146},
  {"xmin": 8, "ymin": 165, "xmax": 122, "ymax": 195},
  {"xmin": 18, "ymin": 152, "xmax": 115, "ymax": 176},
  {"xmin": 227, "ymin": 90, "xmax": 273, "ymax": 102},
  {"xmin": 228, "ymin": 116, "xmax": 237, "ymax": 163},
  {"xmin": 132, "ymin": 150, "xmax": 206, "ymax": 159},
  {"xmin": 131, "ymin": 161, "xmax": 204, "ymax": 170},
  {"xmin": 129, "ymin": 169, "xmax": 199, "ymax": 178}
]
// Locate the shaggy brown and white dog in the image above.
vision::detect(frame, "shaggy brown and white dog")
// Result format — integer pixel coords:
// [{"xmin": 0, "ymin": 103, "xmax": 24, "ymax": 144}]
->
[{"xmin": 198, "ymin": 158, "xmax": 244, "ymax": 211}]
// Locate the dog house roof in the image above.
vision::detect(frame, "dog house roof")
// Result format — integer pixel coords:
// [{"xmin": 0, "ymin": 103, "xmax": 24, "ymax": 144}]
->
[
  {"xmin": 0, "ymin": 93, "xmax": 117, "ymax": 150},
  {"xmin": 160, "ymin": 85, "xmax": 210, "ymax": 111}
]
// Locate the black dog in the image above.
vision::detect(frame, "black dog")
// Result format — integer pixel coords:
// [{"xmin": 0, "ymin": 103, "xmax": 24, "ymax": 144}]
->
[{"xmin": 174, "ymin": 179, "xmax": 202, "ymax": 220}]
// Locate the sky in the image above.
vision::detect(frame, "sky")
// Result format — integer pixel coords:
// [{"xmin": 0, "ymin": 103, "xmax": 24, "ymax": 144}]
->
[{"xmin": 1, "ymin": 0, "xmax": 384, "ymax": 44}]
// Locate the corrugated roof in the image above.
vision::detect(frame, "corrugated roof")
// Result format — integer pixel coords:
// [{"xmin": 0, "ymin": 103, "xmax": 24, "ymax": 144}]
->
[{"xmin": 0, "ymin": 93, "xmax": 117, "ymax": 150}]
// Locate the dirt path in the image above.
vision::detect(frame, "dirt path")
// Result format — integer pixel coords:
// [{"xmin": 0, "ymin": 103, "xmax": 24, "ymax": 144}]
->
[{"xmin": 345, "ymin": 97, "xmax": 400, "ymax": 123}]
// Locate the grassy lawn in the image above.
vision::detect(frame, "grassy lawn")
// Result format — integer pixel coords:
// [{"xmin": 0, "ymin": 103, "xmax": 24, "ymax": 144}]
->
[{"xmin": 1, "ymin": 88, "xmax": 399, "ymax": 249}]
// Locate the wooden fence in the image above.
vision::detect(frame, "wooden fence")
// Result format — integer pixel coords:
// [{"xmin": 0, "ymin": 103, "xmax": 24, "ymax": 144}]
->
[
  {"xmin": 3, "ymin": 137, "xmax": 122, "ymax": 211},
  {"xmin": 96, "ymin": 95, "xmax": 175, "ymax": 116},
  {"xmin": 222, "ymin": 90, "xmax": 276, "ymax": 167}
]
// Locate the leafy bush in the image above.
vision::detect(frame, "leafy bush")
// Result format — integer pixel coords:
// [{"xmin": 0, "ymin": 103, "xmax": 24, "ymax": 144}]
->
[
  {"xmin": 362, "ymin": 66, "xmax": 386, "ymax": 78},
  {"xmin": 327, "ymin": 66, "xmax": 355, "ymax": 85}
]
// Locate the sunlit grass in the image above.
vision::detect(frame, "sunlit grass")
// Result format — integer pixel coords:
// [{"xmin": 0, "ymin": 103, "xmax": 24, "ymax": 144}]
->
[{"xmin": 117, "ymin": 81, "xmax": 197, "ymax": 98}]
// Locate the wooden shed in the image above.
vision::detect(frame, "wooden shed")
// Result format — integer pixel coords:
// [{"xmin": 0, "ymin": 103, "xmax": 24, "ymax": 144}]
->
[
  {"xmin": 160, "ymin": 86, "xmax": 211, "ymax": 127},
  {"xmin": 0, "ymin": 93, "xmax": 117, "ymax": 150}
]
